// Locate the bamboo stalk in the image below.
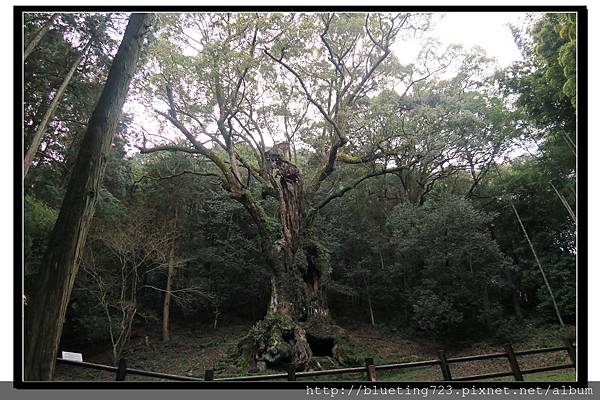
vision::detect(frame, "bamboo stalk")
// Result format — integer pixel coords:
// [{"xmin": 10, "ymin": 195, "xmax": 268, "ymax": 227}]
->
[
  {"xmin": 550, "ymin": 182, "xmax": 576, "ymax": 223},
  {"xmin": 509, "ymin": 199, "xmax": 564, "ymax": 327}
]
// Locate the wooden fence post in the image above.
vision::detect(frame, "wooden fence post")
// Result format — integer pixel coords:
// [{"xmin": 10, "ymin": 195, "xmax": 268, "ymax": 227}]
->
[
  {"xmin": 504, "ymin": 344, "xmax": 524, "ymax": 381},
  {"xmin": 287, "ymin": 363, "xmax": 296, "ymax": 381},
  {"xmin": 563, "ymin": 339, "xmax": 576, "ymax": 366},
  {"xmin": 365, "ymin": 357, "xmax": 377, "ymax": 382},
  {"xmin": 115, "ymin": 358, "xmax": 127, "ymax": 381},
  {"xmin": 438, "ymin": 350, "xmax": 452, "ymax": 381},
  {"xmin": 204, "ymin": 369, "xmax": 214, "ymax": 381}
]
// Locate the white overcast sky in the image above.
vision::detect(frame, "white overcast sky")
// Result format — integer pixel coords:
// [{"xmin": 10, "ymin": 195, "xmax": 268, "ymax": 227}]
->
[{"xmin": 419, "ymin": 12, "xmax": 524, "ymax": 66}]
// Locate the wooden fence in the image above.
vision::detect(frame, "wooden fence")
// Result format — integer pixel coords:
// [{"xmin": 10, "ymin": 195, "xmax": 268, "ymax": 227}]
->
[{"xmin": 56, "ymin": 339, "xmax": 575, "ymax": 382}]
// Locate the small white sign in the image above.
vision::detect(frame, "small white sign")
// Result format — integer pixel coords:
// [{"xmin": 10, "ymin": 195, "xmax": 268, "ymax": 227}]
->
[{"xmin": 62, "ymin": 351, "xmax": 83, "ymax": 362}]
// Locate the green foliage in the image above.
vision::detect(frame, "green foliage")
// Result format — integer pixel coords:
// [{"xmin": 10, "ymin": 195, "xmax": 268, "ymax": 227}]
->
[
  {"xmin": 497, "ymin": 13, "xmax": 576, "ymax": 180},
  {"xmin": 24, "ymin": 195, "xmax": 58, "ymax": 244},
  {"xmin": 24, "ymin": 195, "xmax": 58, "ymax": 275},
  {"xmin": 411, "ymin": 289, "xmax": 464, "ymax": 336},
  {"xmin": 387, "ymin": 195, "xmax": 512, "ymax": 338},
  {"xmin": 24, "ymin": 13, "xmax": 120, "ymax": 175},
  {"xmin": 535, "ymin": 255, "xmax": 575, "ymax": 322},
  {"xmin": 62, "ymin": 296, "xmax": 111, "ymax": 346},
  {"xmin": 532, "ymin": 13, "xmax": 576, "ymax": 108},
  {"xmin": 483, "ymin": 158, "xmax": 575, "ymax": 324},
  {"xmin": 249, "ymin": 313, "xmax": 294, "ymax": 345},
  {"xmin": 491, "ymin": 15, "xmax": 576, "ymax": 326},
  {"xmin": 491, "ymin": 317, "xmax": 527, "ymax": 343}
]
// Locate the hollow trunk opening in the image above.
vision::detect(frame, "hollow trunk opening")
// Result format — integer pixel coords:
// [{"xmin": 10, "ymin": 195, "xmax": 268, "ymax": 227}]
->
[
  {"xmin": 303, "ymin": 247, "xmax": 321, "ymax": 298},
  {"xmin": 306, "ymin": 333, "xmax": 334, "ymax": 357}
]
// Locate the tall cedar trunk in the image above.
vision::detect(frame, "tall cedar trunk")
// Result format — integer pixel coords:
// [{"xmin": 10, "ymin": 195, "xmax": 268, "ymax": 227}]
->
[
  {"xmin": 162, "ymin": 241, "xmax": 176, "ymax": 342},
  {"xmin": 24, "ymin": 14, "xmax": 152, "ymax": 381}
]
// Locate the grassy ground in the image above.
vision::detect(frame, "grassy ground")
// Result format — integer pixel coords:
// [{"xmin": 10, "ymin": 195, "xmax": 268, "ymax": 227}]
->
[{"xmin": 54, "ymin": 320, "xmax": 575, "ymax": 382}]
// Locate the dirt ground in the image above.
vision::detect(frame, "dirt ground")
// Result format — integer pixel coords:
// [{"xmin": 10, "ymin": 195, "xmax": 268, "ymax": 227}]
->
[{"xmin": 54, "ymin": 320, "xmax": 575, "ymax": 382}]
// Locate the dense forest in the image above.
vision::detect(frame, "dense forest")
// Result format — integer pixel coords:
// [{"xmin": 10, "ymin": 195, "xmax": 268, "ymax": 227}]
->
[{"xmin": 22, "ymin": 12, "xmax": 577, "ymax": 381}]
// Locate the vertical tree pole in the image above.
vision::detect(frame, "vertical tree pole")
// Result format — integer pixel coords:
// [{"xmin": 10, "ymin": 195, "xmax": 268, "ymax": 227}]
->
[
  {"xmin": 204, "ymin": 369, "xmax": 214, "ymax": 381},
  {"xmin": 24, "ymin": 13, "xmax": 154, "ymax": 381},
  {"xmin": 287, "ymin": 363, "xmax": 297, "ymax": 381},
  {"xmin": 509, "ymin": 199, "xmax": 565, "ymax": 327},
  {"xmin": 363, "ymin": 273, "xmax": 375, "ymax": 327},
  {"xmin": 162, "ymin": 212, "xmax": 177, "ymax": 343},
  {"xmin": 161, "ymin": 243, "xmax": 176, "ymax": 341}
]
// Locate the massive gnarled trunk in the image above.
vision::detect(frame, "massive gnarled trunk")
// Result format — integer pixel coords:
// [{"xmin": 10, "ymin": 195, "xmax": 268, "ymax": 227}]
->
[{"xmin": 238, "ymin": 156, "xmax": 344, "ymax": 371}]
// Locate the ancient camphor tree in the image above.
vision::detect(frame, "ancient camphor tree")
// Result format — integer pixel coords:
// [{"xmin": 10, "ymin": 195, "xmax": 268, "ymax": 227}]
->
[{"xmin": 138, "ymin": 12, "xmax": 438, "ymax": 369}]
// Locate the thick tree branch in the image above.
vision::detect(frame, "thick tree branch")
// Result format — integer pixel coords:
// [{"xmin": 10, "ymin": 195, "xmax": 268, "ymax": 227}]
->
[
  {"xmin": 265, "ymin": 48, "xmax": 350, "ymax": 192},
  {"xmin": 134, "ymin": 170, "xmax": 221, "ymax": 185},
  {"xmin": 313, "ymin": 158, "xmax": 420, "ymax": 213},
  {"xmin": 336, "ymin": 151, "xmax": 384, "ymax": 164},
  {"xmin": 320, "ymin": 14, "xmax": 344, "ymax": 78},
  {"xmin": 316, "ymin": 139, "xmax": 347, "ymax": 185},
  {"xmin": 153, "ymin": 110, "xmax": 231, "ymax": 181},
  {"xmin": 137, "ymin": 145, "xmax": 202, "ymax": 154}
]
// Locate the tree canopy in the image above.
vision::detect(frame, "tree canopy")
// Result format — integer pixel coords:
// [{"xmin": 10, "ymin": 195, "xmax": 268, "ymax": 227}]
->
[{"xmin": 22, "ymin": 11, "xmax": 578, "ymax": 380}]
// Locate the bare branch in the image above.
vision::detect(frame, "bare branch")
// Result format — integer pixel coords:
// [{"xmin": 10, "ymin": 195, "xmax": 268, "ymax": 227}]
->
[
  {"xmin": 154, "ymin": 110, "xmax": 231, "ymax": 184},
  {"xmin": 320, "ymin": 14, "xmax": 344, "ymax": 78},
  {"xmin": 264, "ymin": 49, "xmax": 344, "ymax": 141},
  {"xmin": 313, "ymin": 158, "xmax": 420, "ymax": 212},
  {"xmin": 137, "ymin": 144, "xmax": 202, "ymax": 154}
]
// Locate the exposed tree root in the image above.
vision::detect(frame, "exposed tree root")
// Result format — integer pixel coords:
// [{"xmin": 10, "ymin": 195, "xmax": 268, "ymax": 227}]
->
[{"xmin": 238, "ymin": 313, "xmax": 355, "ymax": 371}]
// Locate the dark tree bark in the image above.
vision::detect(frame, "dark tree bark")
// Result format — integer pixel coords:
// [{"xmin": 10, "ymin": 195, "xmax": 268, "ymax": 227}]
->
[
  {"xmin": 24, "ymin": 13, "xmax": 153, "ymax": 381},
  {"xmin": 162, "ymin": 238, "xmax": 176, "ymax": 342}
]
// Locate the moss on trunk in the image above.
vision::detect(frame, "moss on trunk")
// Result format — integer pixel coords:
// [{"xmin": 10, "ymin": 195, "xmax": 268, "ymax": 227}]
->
[{"xmin": 235, "ymin": 154, "xmax": 354, "ymax": 371}]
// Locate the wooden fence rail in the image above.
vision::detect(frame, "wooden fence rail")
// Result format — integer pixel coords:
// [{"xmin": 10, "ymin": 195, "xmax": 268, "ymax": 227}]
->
[{"xmin": 56, "ymin": 340, "xmax": 575, "ymax": 382}]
